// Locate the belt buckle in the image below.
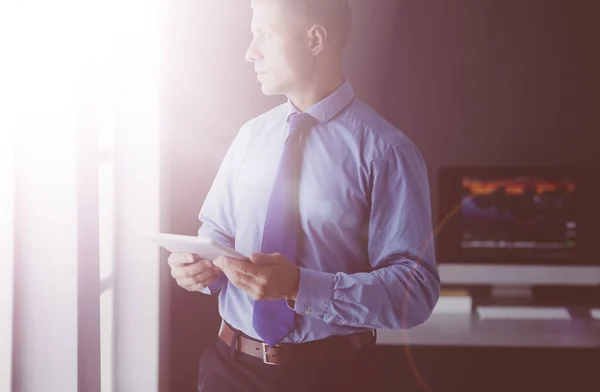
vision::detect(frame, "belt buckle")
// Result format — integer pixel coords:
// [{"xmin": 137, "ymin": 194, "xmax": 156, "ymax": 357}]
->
[{"xmin": 261, "ymin": 343, "xmax": 279, "ymax": 365}]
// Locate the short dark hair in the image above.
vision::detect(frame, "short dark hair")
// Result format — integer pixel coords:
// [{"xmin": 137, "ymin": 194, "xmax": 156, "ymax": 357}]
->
[{"xmin": 252, "ymin": 0, "xmax": 352, "ymax": 54}]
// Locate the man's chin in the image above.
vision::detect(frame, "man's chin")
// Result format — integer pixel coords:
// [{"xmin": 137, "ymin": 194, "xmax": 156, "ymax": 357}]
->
[{"xmin": 260, "ymin": 83, "xmax": 282, "ymax": 96}]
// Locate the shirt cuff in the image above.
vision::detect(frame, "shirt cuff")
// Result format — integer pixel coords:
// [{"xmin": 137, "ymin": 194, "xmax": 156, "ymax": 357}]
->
[{"xmin": 292, "ymin": 267, "xmax": 334, "ymax": 318}]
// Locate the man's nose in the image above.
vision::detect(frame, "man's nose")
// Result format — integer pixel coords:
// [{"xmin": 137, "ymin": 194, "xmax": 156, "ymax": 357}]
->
[{"xmin": 245, "ymin": 39, "xmax": 261, "ymax": 63}]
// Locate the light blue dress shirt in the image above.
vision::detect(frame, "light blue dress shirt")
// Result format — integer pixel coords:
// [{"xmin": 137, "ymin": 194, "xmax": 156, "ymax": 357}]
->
[{"xmin": 198, "ymin": 80, "xmax": 440, "ymax": 343}]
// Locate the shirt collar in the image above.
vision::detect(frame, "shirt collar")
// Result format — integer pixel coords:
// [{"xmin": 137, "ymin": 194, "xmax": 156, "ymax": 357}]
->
[{"xmin": 285, "ymin": 79, "xmax": 355, "ymax": 124}]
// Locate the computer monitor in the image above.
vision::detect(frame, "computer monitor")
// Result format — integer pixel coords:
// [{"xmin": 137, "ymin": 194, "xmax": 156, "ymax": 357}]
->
[{"xmin": 436, "ymin": 166, "xmax": 600, "ymax": 291}]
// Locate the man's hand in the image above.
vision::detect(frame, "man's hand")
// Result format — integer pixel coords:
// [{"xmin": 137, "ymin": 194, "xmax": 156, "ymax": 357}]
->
[
  {"xmin": 213, "ymin": 253, "xmax": 300, "ymax": 301},
  {"xmin": 167, "ymin": 253, "xmax": 223, "ymax": 292}
]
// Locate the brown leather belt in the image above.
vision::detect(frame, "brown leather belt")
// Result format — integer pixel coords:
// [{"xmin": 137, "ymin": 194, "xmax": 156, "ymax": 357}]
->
[{"xmin": 218, "ymin": 320, "xmax": 377, "ymax": 366}]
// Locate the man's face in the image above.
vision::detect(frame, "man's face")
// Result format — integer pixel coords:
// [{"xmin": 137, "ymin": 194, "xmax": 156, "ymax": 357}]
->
[{"xmin": 245, "ymin": 1, "xmax": 314, "ymax": 96}]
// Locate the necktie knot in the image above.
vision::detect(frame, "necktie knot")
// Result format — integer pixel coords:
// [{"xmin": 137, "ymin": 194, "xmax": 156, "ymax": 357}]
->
[{"xmin": 288, "ymin": 112, "xmax": 314, "ymax": 139}]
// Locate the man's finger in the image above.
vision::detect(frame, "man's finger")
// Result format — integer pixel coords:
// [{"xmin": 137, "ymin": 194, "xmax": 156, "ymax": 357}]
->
[
  {"xmin": 170, "ymin": 260, "xmax": 213, "ymax": 280},
  {"xmin": 220, "ymin": 264, "xmax": 244, "ymax": 283},
  {"xmin": 179, "ymin": 271, "xmax": 220, "ymax": 289},
  {"xmin": 178, "ymin": 268, "xmax": 221, "ymax": 286},
  {"xmin": 230, "ymin": 267, "xmax": 260, "ymax": 288},
  {"xmin": 185, "ymin": 273, "xmax": 221, "ymax": 292},
  {"xmin": 167, "ymin": 253, "xmax": 196, "ymax": 267},
  {"xmin": 225, "ymin": 276, "xmax": 262, "ymax": 299},
  {"xmin": 249, "ymin": 252, "xmax": 280, "ymax": 266},
  {"xmin": 214, "ymin": 257, "xmax": 259, "ymax": 276}
]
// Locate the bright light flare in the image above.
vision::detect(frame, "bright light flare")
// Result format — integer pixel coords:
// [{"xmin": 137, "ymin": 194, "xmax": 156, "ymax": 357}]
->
[{"xmin": 0, "ymin": 1, "xmax": 160, "ymax": 391}]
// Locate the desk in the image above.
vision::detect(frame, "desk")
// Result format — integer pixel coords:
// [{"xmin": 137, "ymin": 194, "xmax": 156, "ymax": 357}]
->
[
  {"xmin": 373, "ymin": 308, "xmax": 600, "ymax": 391},
  {"xmin": 375, "ymin": 313, "xmax": 600, "ymax": 392},
  {"xmin": 376, "ymin": 311, "xmax": 600, "ymax": 348}
]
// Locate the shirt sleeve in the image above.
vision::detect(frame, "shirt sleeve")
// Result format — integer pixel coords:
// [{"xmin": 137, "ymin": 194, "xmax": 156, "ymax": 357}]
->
[
  {"xmin": 197, "ymin": 125, "xmax": 250, "ymax": 296},
  {"xmin": 291, "ymin": 143, "xmax": 441, "ymax": 329}
]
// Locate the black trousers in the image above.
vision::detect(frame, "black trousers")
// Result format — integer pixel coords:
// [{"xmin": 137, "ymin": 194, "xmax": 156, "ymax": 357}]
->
[{"xmin": 197, "ymin": 337, "xmax": 381, "ymax": 392}]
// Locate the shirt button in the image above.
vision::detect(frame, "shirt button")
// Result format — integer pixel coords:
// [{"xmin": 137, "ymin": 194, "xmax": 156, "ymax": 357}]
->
[{"xmin": 304, "ymin": 308, "xmax": 312, "ymax": 315}]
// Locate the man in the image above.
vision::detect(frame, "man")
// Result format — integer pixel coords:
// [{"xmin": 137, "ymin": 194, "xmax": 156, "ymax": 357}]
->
[{"xmin": 167, "ymin": 0, "xmax": 440, "ymax": 391}]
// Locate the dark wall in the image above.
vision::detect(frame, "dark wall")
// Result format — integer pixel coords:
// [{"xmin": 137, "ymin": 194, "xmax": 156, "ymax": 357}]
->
[
  {"xmin": 160, "ymin": 1, "xmax": 600, "ymax": 391},
  {"xmin": 382, "ymin": 0, "xmax": 600, "ymax": 220}
]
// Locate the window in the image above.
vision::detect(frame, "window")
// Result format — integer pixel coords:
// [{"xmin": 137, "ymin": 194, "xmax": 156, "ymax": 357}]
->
[
  {"xmin": 0, "ymin": 130, "xmax": 14, "ymax": 392},
  {"xmin": 99, "ymin": 146, "xmax": 115, "ymax": 392},
  {"xmin": 97, "ymin": 40, "xmax": 116, "ymax": 392},
  {"xmin": 2, "ymin": 1, "xmax": 161, "ymax": 389}
]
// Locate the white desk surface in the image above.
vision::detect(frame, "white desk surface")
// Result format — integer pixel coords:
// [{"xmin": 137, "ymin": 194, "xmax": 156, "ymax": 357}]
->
[{"xmin": 376, "ymin": 311, "xmax": 600, "ymax": 348}]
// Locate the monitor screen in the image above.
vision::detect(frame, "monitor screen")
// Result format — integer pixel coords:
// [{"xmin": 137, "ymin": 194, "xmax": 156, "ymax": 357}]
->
[
  {"xmin": 460, "ymin": 175, "xmax": 576, "ymax": 263},
  {"xmin": 437, "ymin": 167, "xmax": 599, "ymax": 266}
]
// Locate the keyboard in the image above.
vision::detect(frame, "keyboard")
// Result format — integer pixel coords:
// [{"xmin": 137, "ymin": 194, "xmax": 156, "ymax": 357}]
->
[{"xmin": 476, "ymin": 306, "xmax": 571, "ymax": 320}]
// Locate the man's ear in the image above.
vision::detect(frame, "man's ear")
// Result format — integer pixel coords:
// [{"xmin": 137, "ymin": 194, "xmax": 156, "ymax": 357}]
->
[{"xmin": 308, "ymin": 25, "xmax": 327, "ymax": 56}]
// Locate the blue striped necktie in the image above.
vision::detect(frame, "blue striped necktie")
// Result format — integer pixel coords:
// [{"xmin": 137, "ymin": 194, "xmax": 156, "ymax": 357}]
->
[{"xmin": 252, "ymin": 112, "xmax": 313, "ymax": 347}]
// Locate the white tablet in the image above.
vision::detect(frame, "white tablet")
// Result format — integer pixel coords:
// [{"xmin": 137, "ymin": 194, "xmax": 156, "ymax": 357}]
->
[{"xmin": 147, "ymin": 233, "xmax": 248, "ymax": 262}]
